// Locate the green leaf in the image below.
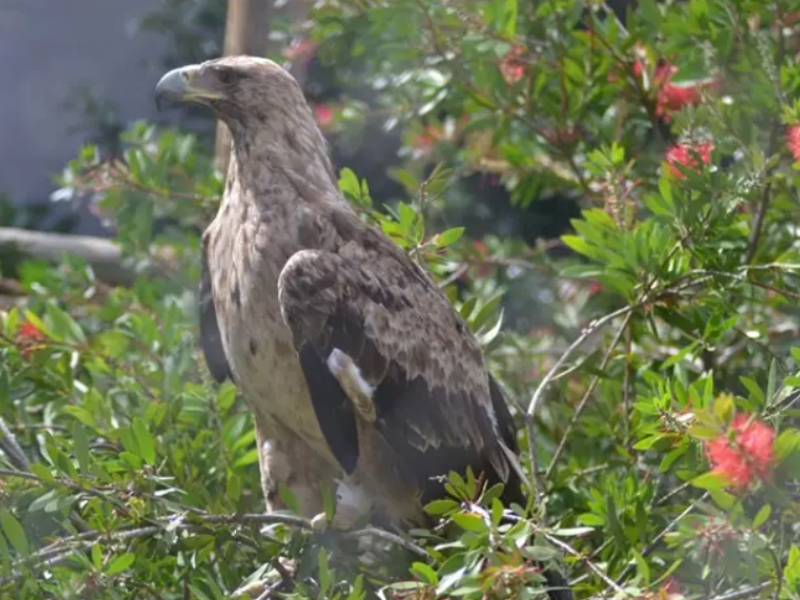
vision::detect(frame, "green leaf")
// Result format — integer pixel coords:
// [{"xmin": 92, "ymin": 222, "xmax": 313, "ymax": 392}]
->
[
  {"xmin": 784, "ymin": 546, "xmax": 800, "ymax": 589},
  {"xmin": 93, "ymin": 330, "xmax": 130, "ymax": 358},
  {"xmin": 0, "ymin": 529, "xmax": 10, "ymax": 577},
  {"xmin": 632, "ymin": 549, "xmax": 651, "ymax": 585},
  {"xmin": 691, "ymin": 472, "xmax": 729, "ymax": 490},
  {"xmin": 132, "ymin": 417, "xmax": 156, "ymax": 465},
  {"xmin": 29, "ymin": 463, "xmax": 56, "ymax": 484},
  {"xmin": 708, "ymin": 488, "xmax": 737, "ymax": 510},
  {"xmin": 432, "ymin": 227, "xmax": 465, "ymax": 248},
  {"xmin": 633, "ymin": 434, "xmax": 665, "ymax": 451},
  {"xmin": 72, "ymin": 423, "xmax": 90, "ymax": 474},
  {"xmin": 775, "ymin": 430, "xmax": 800, "ymax": 461},
  {"xmin": 44, "ymin": 302, "xmax": 86, "ymax": 344},
  {"xmin": 752, "ymin": 505, "xmax": 771, "ymax": 529},
  {"xmin": 714, "ymin": 394, "xmax": 735, "ymax": 424},
  {"xmin": 451, "ymin": 513, "xmax": 489, "ymax": 533},
  {"xmin": 233, "ymin": 448, "xmax": 260, "ymax": 468},
  {"xmin": 523, "ymin": 545, "xmax": 558, "ymax": 561},
  {"xmin": 561, "ymin": 235, "xmax": 601, "ymax": 260},
  {"xmin": 766, "ymin": 359, "xmax": 777, "ymax": 405},
  {"xmin": 739, "ymin": 376, "xmax": 765, "ymax": 407},
  {"xmin": 491, "ymin": 498, "xmax": 504, "ymax": 527},
  {"xmin": 605, "ymin": 496, "xmax": 626, "ymax": 547},
  {"xmin": 661, "ymin": 341, "xmax": 699, "ymax": 370},
  {"xmin": 0, "ymin": 509, "xmax": 29, "ymax": 557},
  {"xmin": 791, "ymin": 347, "xmax": 800, "ymax": 365},
  {"xmin": 338, "ymin": 167, "xmax": 360, "ymax": 199},
  {"xmin": 688, "ymin": 425, "xmax": 720, "ymax": 440},
  {"xmin": 410, "ymin": 562, "xmax": 438, "ymax": 585},
  {"xmin": 318, "ymin": 548, "xmax": 331, "ymax": 594},
  {"xmin": 502, "ymin": 0, "xmax": 518, "ymax": 36},
  {"xmin": 578, "ymin": 513, "xmax": 605, "ymax": 526},
  {"xmin": 424, "ymin": 499, "xmax": 458, "ymax": 516},
  {"xmin": 106, "ymin": 552, "xmax": 136, "ymax": 575}
]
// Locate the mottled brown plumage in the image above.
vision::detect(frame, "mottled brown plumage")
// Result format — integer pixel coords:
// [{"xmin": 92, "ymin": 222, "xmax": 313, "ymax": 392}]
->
[{"xmin": 154, "ymin": 56, "xmax": 521, "ymax": 523}]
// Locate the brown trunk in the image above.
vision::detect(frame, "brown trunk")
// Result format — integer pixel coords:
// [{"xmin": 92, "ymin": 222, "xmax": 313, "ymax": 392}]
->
[{"xmin": 214, "ymin": 0, "xmax": 274, "ymax": 173}]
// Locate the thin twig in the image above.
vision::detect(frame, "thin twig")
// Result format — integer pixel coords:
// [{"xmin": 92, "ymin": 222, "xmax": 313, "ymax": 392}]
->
[
  {"xmin": 707, "ymin": 582, "xmax": 772, "ymax": 600},
  {"xmin": 344, "ymin": 526, "xmax": 428, "ymax": 558},
  {"xmin": 0, "ymin": 525, "xmax": 161, "ymax": 586},
  {"xmin": 525, "ymin": 304, "xmax": 633, "ymax": 499},
  {"xmin": 545, "ymin": 311, "xmax": 633, "ymax": 479},
  {"xmin": 621, "ymin": 325, "xmax": 632, "ymax": 445},
  {"xmin": 654, "ymin": 480, "xmax": 694, "ymax": 506},
  {"xmin": 745, "ymin": 8, "xmax": 785, "ymax": 265},
  {"xmin": 614, "ymin": 493, "xmax": 707, "ymax": 585},
  {"xmin": 0, "ymin": 417, "xmax": 31, "ymax": 471},
  {"xmin": 254, "ymin": 579, "xmax": 285, "ymax": 600},
  {"xmin": 542, "ymin": 533, "xmax": 625, "ymax": 594}
]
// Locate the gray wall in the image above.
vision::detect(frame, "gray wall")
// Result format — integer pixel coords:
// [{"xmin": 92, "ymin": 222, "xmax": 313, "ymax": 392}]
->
[{"xmin": 0, "ymin": 0, "xmax": 166, "ymax": 205}]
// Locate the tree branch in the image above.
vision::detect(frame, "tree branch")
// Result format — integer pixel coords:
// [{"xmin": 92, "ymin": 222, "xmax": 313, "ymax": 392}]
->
[{"xmin": 0, "ymin": 227, "xmax": 172, "ymax": 287}]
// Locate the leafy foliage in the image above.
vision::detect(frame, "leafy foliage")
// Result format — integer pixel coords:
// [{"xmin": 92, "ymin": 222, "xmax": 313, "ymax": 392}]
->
[{"xmin": 2, "ymin": 1, "xmax": 800, "ymax": 599}]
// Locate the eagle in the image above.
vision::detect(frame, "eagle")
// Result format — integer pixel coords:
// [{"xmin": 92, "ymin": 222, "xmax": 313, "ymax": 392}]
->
[{"xmin": 155, "ymin": 56, "xmax": 570, "ymax": 599}]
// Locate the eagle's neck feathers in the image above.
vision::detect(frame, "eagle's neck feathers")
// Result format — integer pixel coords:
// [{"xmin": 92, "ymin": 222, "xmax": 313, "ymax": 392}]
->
[{"xmin": 224, "ymin": 103, "xmax": 340, "ymax": 212}]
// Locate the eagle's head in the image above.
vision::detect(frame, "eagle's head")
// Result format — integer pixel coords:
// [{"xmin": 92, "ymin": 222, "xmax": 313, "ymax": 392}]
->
[{"xmin": 154, "ymin": 56, "xmax": 309, "ymax": 129}]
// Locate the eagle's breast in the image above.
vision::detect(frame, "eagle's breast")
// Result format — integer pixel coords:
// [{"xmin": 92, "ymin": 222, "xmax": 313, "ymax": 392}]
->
[{"xmin": 204, "ymin": 195, "xmax": 339, "ymax": 469}]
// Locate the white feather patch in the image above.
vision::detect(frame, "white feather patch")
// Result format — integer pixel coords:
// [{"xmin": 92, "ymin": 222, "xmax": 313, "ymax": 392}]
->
[
  {"xmin": 333, "ymin": 480, "xmax": 373, "ymax": 528},
  {"xmin": 327, "ymin": 348, "xmax": 375, "ymax": 398}
]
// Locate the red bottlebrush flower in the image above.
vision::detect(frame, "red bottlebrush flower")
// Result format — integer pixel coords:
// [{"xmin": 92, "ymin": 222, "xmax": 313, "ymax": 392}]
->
[
  {"xmin": 705, "ymin": 413, "xmax": 775, "ymax": 491},
  {"xmin": 411, "ymin": 124, "xmax": 443, "ymax": 152},
  {"xmin": 499, "ymin": 45, "xmax": 527, "ymax": 85},
  {"xmin": 657, "ymin": 82, "xmax": 701, "ymax": 114},
  {"xmin": 787, "ymin": 125, "xmax": 800, "ymax": 161},
  {"xmin": 665, "ymin": 142, "xmax": 713, "ymax": 179},
  {"xmin": 648, "ymin": 62, "xmax": 720, "ymax": 121},
  {"xmin": 18, "ymin": 321, "xmax": 42, "ymax": 339},
  {"xmin": 282, "ymin": 39, "xmax": 317, "ymax": 62},
  {"xmin": 16, "ymin": 319, "xmax": 47, "ymax": 359},
  {"xmin": 313, "ymin": 103, "xmax": 334, "ymax": 128}
]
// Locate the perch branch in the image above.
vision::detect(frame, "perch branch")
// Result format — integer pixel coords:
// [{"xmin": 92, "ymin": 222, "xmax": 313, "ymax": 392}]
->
[
  {"xmin": 344, "ymin": 526, "xmax": 427, "ymax": 557},
  {"xmin": 0, "ymin": 227, "xmax": 172, "ymax": 287}
]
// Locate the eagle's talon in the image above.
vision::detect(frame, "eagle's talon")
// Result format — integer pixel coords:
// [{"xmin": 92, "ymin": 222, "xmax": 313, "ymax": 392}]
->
[{"xmin": 310, "ymin": 512, "xmax": 330, "ymax": 532}]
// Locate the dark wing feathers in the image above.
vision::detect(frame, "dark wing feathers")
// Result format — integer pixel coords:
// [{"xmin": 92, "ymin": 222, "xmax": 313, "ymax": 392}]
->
[
  {"xmin": 297, "ymin": 345, "xmax": 360, "ymax": 474},
  {"xmin": 278, "ymin": 247, "xmax": 516, "ymax": 502},
  {"xmin": 199, "ymin": 241, "xmax": 233, "ymax": 383}
]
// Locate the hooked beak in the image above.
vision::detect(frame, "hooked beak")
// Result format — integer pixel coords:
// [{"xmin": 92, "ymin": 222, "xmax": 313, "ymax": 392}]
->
[{"xmin": 154, "ymin": 65, "xmax": 221, "ymax": 111}]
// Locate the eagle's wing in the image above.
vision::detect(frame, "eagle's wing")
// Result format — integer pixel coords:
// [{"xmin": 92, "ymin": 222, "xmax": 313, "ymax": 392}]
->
[
  {"xmin": 199, "ymin": 237, "xmax": 233, "ymax": 383},
  {"xmin": 277, "ymin": 244, "xmax": 519, "ymax": 503}
]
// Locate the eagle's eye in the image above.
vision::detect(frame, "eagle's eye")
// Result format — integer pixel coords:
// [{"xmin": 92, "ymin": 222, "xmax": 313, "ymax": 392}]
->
[{"xmin": 216, "ymin": 68, "xmax": 239, "ymax": 85}]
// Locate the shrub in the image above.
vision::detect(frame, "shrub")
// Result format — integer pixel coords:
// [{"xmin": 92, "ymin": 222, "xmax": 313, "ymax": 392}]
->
[{"xmin": 2, "ymin": 1, "xmax": 800, "ymax": 599}]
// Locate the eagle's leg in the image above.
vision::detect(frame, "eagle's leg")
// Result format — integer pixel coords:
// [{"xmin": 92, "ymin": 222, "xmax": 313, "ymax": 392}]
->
[{"xmin": 253, "ymin": 417, "xmax": 336, "ymax": 516}]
